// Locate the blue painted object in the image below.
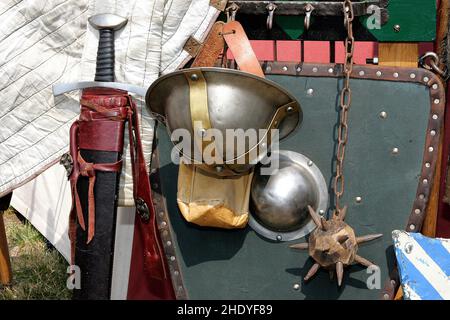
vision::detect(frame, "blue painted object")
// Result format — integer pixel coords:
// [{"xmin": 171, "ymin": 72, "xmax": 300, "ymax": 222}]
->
[{"xmin": 393, "ymin": 230, "xmax": 450, "ymax": 300}]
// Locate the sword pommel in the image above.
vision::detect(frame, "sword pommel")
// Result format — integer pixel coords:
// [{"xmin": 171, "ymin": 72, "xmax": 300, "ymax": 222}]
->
[
  {"xmin": 88, "ymin": 14, "xmax": 128, "ymax": 82},
  {"xmin": 88, "ymin": 14, "xmax": 128, "ymax": 31}
]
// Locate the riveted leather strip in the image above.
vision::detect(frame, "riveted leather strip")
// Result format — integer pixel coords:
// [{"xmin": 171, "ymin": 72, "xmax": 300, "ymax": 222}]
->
[
  {"xmin": 192, "ymin": 22, "xmax": 225, "ymax": 68},
  {"xmin": 150, "ymin": 135, "xmax": 188, "ymax": 299},
  {"xmin": 223, "ymin": 21, "xmax": 265, "ymax": 78}
]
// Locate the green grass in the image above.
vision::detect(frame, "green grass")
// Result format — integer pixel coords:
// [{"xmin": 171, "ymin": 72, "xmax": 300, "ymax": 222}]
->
[{"xmin": 0, "ymin": 208, "xmax": 71, "ymax": 300}]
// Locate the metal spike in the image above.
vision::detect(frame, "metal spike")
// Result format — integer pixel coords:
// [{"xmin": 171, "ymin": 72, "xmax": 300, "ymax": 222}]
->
[
  {"xmin": 304, "ymin": 263, "xmax": 320, "ymax": 281},
  {"xmin": 289, "ymin": 243, "xmax": 309, "ymax": 250},
  {"xmin": 336, "ymin": 262, "xmax": 344, "ymax": 286},
  {"xmin": 320, "ymin": 217, "xmax": 328, "ymax": 230},
  {"xmin": 339, "ymin": 205, "xmax": 348, "ymax": 221},
  {"xmin": 354, "ymin": 255, "xmax": 375, "ymax": 268},
  {"xmin": 356, "ymin": 233, "xmax": 383, "ymax": 244},
  {"xmin": 307, "ymin": 205, "xmax": 323, "ymax": 230}
]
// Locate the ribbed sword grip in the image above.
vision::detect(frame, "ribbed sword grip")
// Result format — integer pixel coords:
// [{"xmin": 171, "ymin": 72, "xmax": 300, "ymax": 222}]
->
[{"xmin": 94, "ymin": 29, "xmax": 115, "ymax": 82}]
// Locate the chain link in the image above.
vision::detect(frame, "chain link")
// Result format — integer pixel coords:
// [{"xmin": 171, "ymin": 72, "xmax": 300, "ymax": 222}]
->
[{"xmin": 333, "ymin": 0, "xmax": 355, "ymax": 216}]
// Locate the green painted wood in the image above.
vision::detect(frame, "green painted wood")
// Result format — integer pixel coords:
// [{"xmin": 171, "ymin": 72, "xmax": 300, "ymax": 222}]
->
[
  {"xmin": 274, "ymin": 0, "xmax": 436, "ymax": 42},
  {"xmin": 155, "ymin": 74, "xmax": 430, "ymax": 299},
  {"xmin": 363, "ymin": 0, "xmax": 436, "ymax": 42}
]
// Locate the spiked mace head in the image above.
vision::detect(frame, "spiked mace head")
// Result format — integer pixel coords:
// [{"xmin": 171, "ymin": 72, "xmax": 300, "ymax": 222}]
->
[{"xmin": 290, "ymin": 205, "xmax": 382, "ymax": 287}]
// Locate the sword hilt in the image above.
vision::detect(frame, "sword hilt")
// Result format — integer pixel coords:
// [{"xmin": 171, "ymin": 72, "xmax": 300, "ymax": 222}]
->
[{"xmin": 88, "ymin": 14, "xmax": 128, "ymax": 82}]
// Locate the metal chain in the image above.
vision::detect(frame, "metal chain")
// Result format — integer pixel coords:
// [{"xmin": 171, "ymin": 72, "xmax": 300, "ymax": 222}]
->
[{"xmin": 333, "ymin": 0, "xmax": 355, "ymax": 216}]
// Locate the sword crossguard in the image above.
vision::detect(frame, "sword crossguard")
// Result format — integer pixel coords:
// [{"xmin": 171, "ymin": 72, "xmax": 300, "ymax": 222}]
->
[{"xmin": 52, "ymin": 81, "xmax": 146, "ymax": 97}]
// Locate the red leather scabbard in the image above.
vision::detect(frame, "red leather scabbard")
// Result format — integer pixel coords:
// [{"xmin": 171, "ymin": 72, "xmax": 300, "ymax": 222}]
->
[{"xmin": 68, "ymin": 87, "xmax": 175, "ymax": 299}]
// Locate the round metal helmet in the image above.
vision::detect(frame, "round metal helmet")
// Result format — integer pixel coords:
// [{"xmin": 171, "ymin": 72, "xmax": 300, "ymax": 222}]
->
[
  {"xmin": 146, "ymin": 67, "xmax": 302, "ymax": 177},
  {"xmin": 249, "ymin": 150, "xmax": 328, "ymax": 241}
]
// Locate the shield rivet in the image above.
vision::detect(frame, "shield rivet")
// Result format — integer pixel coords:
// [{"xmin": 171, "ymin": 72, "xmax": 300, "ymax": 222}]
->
[
  {"xmin": 376, "ymin": 71, "xmax": 382, "ymax": 77},
  {"xmin": 432, "ymin": 114, "xmax": 438, "ymax": 120},
  {"xmin": 379, "ymin": 111, "xmax": 387, "ymax": 119},
  {"xmin": 409, "ymin": 224, "xmax": 415, "ymax": 231},
  {"xmin": 282, "ymin": 66, "xmax": 288, "ymax": 71},
  {"xmin": 423, "ymin": 179, "xmax": 428, "ymax": 185},
  {"xmin": 329, "ymin": 68, "xmax": 334, "ymax": 74},
  {"xmin": 393, "ymin": 72, "xmax": 399, "ymax": 78},
  {"xmin": 425, "ymin": 162, "xmax": 431, "ymax": 168},
  {"xmin": 423, "ymin": 77, "xmax": 429, "ymax": 82},
  {"xmin": 432, "ymin": 84, "xmax": 438, "ymax": 90},
  {"xmin": 276, "ymin": 235, "xmax": 282, "ymax": 241},
  {"xmin": 359, "ymin": 70, "xmax": 365, "ymax": 76},
  {"xmin": 286, "ymin": 106, "xmax": 294, "ymax": 113},
  {"xmin": 293, "ymin": 283, "xmax": 300, "ymax": 290},
  {"xmin": 429, "ymin": 147, "xmax": 434, "ymax": 152},
  {"xmin": 306, "ymin": 88, "xmax": 314, "ymax": 96},
  {"xmin": 190, "ymin": 74, "xmax": 198, "ymax": 81},
  {"xmin": 410, "ymin": 73, "xmax": 416, "ymax": 79},
  {"xmin": 434, "ymin": 99, "xmax": 440, "ymax": 104},
  {"xmin": 430, "ymin": 130, "xmax": 436, "ymax": 136},
  {"xmin": 392, "ymin": 147, "xmax": 399, "ymax": 155},
  {"xmin": 414, "ymin": 208, "xmax": 421, "ymax": 214},
  {"xmin": 312, "ymin": 67, "xmax": 318, "ymax": 73},
  {"xmin": 355, "ymin": 196, "xmax": 362, "ymax": 203}
]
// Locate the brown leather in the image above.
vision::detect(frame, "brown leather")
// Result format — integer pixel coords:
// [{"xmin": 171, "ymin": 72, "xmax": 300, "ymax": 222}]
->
[
  {"xmin": 192, "ymin": 22, "xmax": 225, "ymax": 67},
  {"xmin": 68, "ymin": 87, "xmax": 175, "ymax": 299},
  {"xmin": 78, "ymin": 121, "xmax": 125, "ymax": 152},
  {"xmin": 222, "ymin": 21, "xmax": 265, "ymax": 78}
]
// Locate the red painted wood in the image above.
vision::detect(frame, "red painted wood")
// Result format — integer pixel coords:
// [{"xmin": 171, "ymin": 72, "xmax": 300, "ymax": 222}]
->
[
  {"xmin": 276, "ymin": 40, "xmax": 302, "ymax": 62},
  {"xmin": 419, "ymin": 42, "xmax": 435, "ymax": 57},
  {"xmin": 335, "ymin": 42, "xmax": 378, "ymax": 65},
  {"xmin": 227, "ymin": 40, "xmax": 276, "ymax": 61},
  {"xmin": 303, "ymin": 41, "xmax": 330, "ymax": 63}
]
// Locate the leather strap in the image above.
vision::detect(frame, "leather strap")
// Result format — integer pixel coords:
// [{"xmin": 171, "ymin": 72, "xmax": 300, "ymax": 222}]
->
[
  {"xmin": 222, "ymin": 21, "xmax": 265, "ymax": 78},
  {"xmin": 192, "ymin": 22, "xmax": 225, "ymax": 67},
  {"xmin": 191, "ymin": 20, "xmax": 264, "ymax": 78}
]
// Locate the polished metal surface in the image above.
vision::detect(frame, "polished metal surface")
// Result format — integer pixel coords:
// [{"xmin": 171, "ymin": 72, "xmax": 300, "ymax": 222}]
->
[
  {"xmin": 88, "ymin": 13, "xmax": 128, "ymax": 30},
  {"xmin": 52, "ymin": 81, "xmax": 146, "ymax": 96},
  {"xmin": 146, "ymin": 67, "xmax": 302, "ymax": 176},
  {"xmin": 249, "ymin": 150, "xmax": 328, "ymax": 241}
]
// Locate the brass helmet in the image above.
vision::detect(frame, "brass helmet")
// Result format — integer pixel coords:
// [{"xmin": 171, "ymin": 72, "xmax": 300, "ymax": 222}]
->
[
  {"xmin": 249, "ymin": 150, "xmax": 328, "ymax": 241},
  {"xmin": 146, "ymin": 67, "xmax": 302, "ymax": 176}
]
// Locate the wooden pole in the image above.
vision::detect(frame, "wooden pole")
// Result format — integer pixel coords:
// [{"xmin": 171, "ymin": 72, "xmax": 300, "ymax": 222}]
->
[{"xmin": 0, "ymin": 211, "xmax": 12, "ymax": 286}]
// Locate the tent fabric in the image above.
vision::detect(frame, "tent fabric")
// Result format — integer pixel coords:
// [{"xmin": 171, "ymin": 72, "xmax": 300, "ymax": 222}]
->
[
  {"xmin": 0, "ymin": 0, "xmax": 219, "ymax": 205},
  {"xmin": 2, "ymin": 0, "xmax": 220, "ymax": 299}
]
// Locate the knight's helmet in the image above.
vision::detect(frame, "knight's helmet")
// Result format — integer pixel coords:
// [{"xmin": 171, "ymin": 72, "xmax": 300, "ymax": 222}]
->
[{"xmin": 146, "ymin": 67, "xmax": 301, "ymax": 176}]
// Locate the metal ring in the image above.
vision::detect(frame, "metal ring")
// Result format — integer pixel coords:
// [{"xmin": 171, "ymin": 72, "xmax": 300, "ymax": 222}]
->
[
  {"xmin": 304, "ymin": 4, "xmax": 314, "ymax": 31},
  {"xmin": 419, "ymin": 52, "xmax": 447, "ymax": 78},
  {"xmin": 266, "ymin": 3, "xmax": 277, "ymax": 30}
]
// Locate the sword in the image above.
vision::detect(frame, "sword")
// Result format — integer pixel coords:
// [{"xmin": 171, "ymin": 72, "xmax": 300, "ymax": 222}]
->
[
  {"xmin": 53, "ymin": 14, "xmax": 146, "ymax": 97},
  {"xmin": 53, "ymin": 14, "xmax": 173, "ymax": 300}
]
